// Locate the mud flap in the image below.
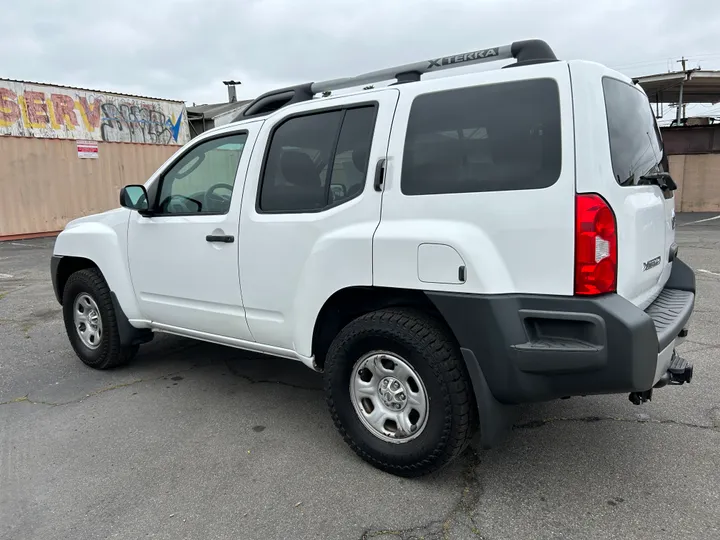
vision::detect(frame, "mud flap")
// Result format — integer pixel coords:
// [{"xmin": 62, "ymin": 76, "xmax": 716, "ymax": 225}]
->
[
  {"xmin": 461, "ymin": 348, "xmax": 517, "ymax": 449},
  {"xmin": 110, "ymin": 292, "xmax": 153, "ymax": 347}
]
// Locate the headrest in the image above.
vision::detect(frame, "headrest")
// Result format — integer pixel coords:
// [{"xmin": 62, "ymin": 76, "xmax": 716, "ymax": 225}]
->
[
  {"xmin": 280, "ymin": 150, "xmax": 320, "ymax": 187},
  {"xmin": 351, "ymin": 147, "xmax": 369, "ymax": 174}
]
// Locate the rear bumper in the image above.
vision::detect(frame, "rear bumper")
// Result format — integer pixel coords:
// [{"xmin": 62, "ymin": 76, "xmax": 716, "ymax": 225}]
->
[{"xmin": 426, "ymin": 258, "xmax": 696, "ymax": 404}]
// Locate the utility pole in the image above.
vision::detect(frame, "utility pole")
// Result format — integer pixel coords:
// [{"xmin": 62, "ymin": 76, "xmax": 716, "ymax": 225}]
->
[{"xmin": 677, "ymin": 57, "xmax": 687, "ymax": 121}]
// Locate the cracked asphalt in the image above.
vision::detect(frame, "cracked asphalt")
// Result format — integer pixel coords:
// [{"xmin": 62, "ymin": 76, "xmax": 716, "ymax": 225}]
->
[{"xmin": 1, "ymin": 213, "xmax": 719, "ymax": 540}]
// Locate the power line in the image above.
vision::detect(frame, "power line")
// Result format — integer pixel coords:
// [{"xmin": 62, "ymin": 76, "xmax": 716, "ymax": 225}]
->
[{"xmin": 610, "ymin": 52, "xmax": 720, "ymax": 72}]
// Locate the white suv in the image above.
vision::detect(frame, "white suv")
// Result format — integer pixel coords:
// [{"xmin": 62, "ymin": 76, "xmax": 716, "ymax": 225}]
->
[{"xmin": 51, "ymin": 40, "xmax": 695, "ymax": 477}]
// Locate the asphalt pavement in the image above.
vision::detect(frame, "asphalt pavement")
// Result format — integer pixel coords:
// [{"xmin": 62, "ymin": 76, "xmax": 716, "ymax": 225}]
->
[{"xmin": 1, "ymin": 215, "xmax": 719, "ymax": 540}]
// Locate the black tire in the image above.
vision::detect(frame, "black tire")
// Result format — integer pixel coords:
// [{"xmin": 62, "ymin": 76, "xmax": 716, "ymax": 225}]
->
[
  {"xmin": 324, "ymin": 307, "xmax": 477, "ymax": 477},
  {"xmin": 62, "ymin": 268, "xmax": 138, "ymax": 369}
]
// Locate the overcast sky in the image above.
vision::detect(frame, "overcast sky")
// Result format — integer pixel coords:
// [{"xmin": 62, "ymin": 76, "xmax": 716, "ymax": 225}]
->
[{"xmin": 2, "ymin": 0, "xmax": 719, "ymax": 120}]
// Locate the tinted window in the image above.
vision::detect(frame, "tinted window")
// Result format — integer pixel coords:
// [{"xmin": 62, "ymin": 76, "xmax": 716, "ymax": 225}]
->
[
  {"xmin": 327, "ymin": 107, "xmax": 376, "ymax": 204},
  {"xmin": 401, "ymin": 79, "xmax": 561, "ymax": 195},
  {"xmin": 156, "ymin": 133, "xmax": 246, "ymax": 215},
  {"xmin": 603, "ymin": 77, "xmax": 665, "ymax": 186},
  {"xmin": 259, "ymin": 106, "xmax": 377, "ymax": 212}
]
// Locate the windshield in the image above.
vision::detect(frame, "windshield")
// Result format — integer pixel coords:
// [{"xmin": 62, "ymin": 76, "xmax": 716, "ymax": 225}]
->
[{"xmin": 603, "ymin": 77, "xmax": 667, "ymax": 186}]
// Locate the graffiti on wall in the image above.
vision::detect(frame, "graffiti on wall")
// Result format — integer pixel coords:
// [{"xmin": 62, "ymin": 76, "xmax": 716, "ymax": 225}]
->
[{"xmin": 0, "ymin": 80, "xmax": 190, "ymax": 145}]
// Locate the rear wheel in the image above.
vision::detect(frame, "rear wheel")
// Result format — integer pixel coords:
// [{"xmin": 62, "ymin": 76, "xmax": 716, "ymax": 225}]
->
[
  {"xmin": 62, "ymin": 269, "xmax": 138, "ymax": 369},
  {"xmin": 324, "ymin": 307, "xmax": 476, "ymax": 477}
]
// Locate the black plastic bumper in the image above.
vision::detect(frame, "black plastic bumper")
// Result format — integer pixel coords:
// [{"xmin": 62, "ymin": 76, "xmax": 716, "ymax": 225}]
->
[
  {"xmin": 51, "ymin": 255, "xmax": 63, "ymax": 304},
  {"xmin": 426, "ymin": 259, "xmax": 696, "ymax": 405}
]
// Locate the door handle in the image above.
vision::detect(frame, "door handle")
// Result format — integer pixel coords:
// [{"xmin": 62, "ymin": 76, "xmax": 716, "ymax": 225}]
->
[
  {"xmin": 206, "ymin": 234, "xmax": 234, "ymax": 243},
  {"xmin": 373, "ymin": 158, "xmax": 386, "ymax": 192}
]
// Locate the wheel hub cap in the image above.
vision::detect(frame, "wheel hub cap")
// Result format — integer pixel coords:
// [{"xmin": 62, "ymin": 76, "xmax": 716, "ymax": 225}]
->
[
  {"xmin": 378, "ymin": 377, "xmax": 408, "ymax": 411},
  {"xmin": 349, "ymin": 352, "xmax": 429, "ymax": 444},
  {"xmin": 73, "ymin": 293, "xmax": 103, "ymax": 350}
]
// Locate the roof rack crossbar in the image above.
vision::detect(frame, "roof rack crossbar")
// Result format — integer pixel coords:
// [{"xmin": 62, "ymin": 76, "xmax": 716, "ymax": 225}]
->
[
  {"xmin": 311, "ymin": 39, "xmax": 556, "ymax": 94},
  {"xmin": 238, "ymin": 39, "xmax": 556, "ymax": 119}
]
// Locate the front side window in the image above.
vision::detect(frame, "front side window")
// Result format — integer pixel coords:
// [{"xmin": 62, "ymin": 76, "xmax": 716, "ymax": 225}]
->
[
  {"xmin": 401, "ymin": 78, "xmax": 562, "ymax": 195},
  {"xmin": 156, "ymin": 133, "xmax": 247, "ymax": 215},
  {"xmin": 603, "ymin": 77, "xmax": 666, "ymax": 186},
  {"xmin": 259, "ymin": 105, "xmax": 377, "ymax": 212}
]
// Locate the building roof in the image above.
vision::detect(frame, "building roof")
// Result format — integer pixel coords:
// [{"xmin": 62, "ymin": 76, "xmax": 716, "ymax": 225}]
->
[
  {"xmin": 634, "ymin": 70, "xmax": 720, "ymax": 104},
  {"xmin": 0, "ymin": 77, "xmax": 185, "ymax": 103},
  {"xmin": 187, "ymin": 100, "xmax": 252, "ymax": 119}
]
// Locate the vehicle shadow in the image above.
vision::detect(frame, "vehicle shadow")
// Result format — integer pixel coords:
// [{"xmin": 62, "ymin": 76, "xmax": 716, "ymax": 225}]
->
[
  {"xmin": 87, "ymin": 333, "xmax": 719, "ymax": 539},
  {"xmin": 129, "ymin": 333, "xmax": 324, "ymax": 391}
]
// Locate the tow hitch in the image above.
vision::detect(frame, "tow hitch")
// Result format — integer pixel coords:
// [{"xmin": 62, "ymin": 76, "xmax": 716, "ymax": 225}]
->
[
  {"xmin": 660, "ymin": 352, "xmax": 694, "ymax": 386},
  {"xmin": 628, "ymin": 352, "xmax": 693, "ymax": 405}
]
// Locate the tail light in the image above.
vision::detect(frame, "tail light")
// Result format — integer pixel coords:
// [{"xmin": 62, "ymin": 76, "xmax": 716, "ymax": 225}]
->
[{"xmin": 574, "ymin": 194, "xmax": 617, "ymax": 295}]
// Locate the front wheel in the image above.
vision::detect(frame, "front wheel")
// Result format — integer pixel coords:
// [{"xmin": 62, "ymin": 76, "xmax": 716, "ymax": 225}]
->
[
  {"xmin": 324, "ymin": 308, "xmax": 476, "ymax": 477},
  {"xmin": 62, "ymin": 269, "xmax": 138, "ymax": 369}
]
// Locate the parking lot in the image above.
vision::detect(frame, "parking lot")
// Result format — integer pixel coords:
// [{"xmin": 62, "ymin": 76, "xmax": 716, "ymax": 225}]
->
[{"xmin": 1, "ymin": 214, "xmax": 719, "ymax": 540}]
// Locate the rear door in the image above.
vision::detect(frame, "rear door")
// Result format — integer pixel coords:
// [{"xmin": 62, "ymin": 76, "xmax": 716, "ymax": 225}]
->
[
  {"xmin": 575, "ymin": 67, "xmax": 675, "ymax": 308},
  {"xmin": 238, "ymin": 89, "xmax": 399, "ymax": 357}
]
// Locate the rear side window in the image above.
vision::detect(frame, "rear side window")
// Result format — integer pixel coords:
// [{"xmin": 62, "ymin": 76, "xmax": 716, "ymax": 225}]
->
[
  {"xmin": 603, "ymin": 77, "xmax": 665, "ymax": 186},
  {"xmin": 259, "ymin": 105, "xmax": 377, "ymax": 212},
  {"xmin": 401, "ymin": 78, "xmax": 561, "ymax": 195}
]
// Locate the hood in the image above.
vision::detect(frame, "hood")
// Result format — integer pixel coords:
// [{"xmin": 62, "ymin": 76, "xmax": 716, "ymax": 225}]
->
[{"xmin": 65, "ymin": 207, "xmax": 130, "ymax": 230}]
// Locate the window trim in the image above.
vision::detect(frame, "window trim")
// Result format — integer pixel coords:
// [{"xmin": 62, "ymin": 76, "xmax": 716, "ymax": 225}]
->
[
  {"xmin": 399, "ymin": 78, "xmax": 562, "ymax": 196},
  {"xmin": 255, "ymin": 101, "xmax": 379, "ymax": 215},
  {"xmin": 151, "ymin": 130, "xmax": 249, "ymax": 217}
]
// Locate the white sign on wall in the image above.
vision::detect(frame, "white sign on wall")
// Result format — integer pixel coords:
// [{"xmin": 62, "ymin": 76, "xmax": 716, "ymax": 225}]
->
[{"xmin": 76, "ymin": 140, "xmax": 99, "ymax": 159}]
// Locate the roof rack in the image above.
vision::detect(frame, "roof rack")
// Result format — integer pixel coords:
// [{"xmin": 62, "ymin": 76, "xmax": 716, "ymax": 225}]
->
[{"xmin": 238, "ymin": 39, "xmax": 557, "ymax": 120}]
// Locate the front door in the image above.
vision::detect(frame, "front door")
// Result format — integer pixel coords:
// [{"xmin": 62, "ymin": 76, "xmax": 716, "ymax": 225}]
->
[{"xmin": 127, "ymin": 125, "xmax": 259, "ymax": 341}]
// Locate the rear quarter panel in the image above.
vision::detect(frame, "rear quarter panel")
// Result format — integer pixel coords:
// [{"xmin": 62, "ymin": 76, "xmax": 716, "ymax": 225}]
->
[
  {"xmin": 570, "ymin": 61, "xmax": 672, "ymax": 308},
  {"xmin": 374, "ymin": 62, "xmax": 576, "ymax": 295}
]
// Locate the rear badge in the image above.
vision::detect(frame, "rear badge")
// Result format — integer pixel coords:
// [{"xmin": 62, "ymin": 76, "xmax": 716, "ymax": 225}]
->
[{"xmin": 643, "ymin": 256, "xmax": 661, "ymax": 272}]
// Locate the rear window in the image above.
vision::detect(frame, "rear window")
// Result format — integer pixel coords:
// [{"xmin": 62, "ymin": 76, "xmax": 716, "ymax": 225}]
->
[
  {"xmin": 603, "ymin": 77, "xmax": 666, "ymax": 186},
  {"xmin": 401, "ymin": 78, "xmax": 562, "ymax": 195}
]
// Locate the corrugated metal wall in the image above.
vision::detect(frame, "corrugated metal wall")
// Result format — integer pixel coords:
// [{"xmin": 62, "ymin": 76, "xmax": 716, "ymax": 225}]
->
[
  {"xmin": 0, "ymin": 137, "xmax": 177, "ymax": 237},
  {"xmin": 2, "ymin": 134, "xmax": 719, "ymax": 238},
  {"xmin": 662, "ymin": 125, "xmax": 720, "ymax": 155}
]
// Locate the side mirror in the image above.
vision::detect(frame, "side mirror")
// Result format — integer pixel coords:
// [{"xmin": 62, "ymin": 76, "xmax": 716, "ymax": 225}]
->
[{"xmin": 119, "ymin": 185, "xmax": 150, "ymax": 212}]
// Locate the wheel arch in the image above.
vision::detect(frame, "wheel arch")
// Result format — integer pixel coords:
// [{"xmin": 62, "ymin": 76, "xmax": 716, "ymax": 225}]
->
[
  {"xmin": 311, "ymin": 286, "xmax": 446, "ymax": 370},
  {"xmin": 52, "ymin": 220, "xmax": 142, "ymax": 319},
  {"xmin": 56, "ymin": 261, "xmax": 153, "ymax": 349},
  {"xmin": 312, "ymin": 286, "xmax": 517, "ymax": 449},
  {"xmin": 52, "ymin": 256, "xmax": 99, "ymax": 305}
]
